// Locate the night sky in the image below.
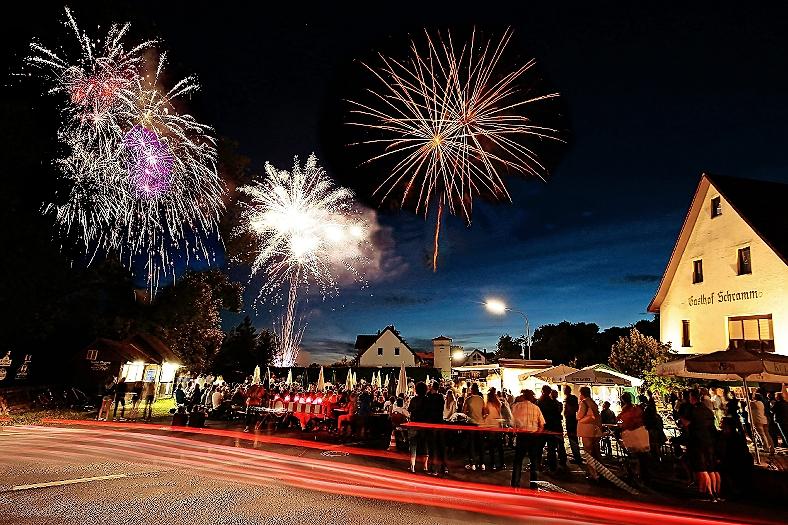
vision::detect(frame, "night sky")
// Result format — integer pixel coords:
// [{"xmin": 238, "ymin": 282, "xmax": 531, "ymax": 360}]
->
[{"xmin": 5, "ymin": 3, "xmax": 788, "ymax": 363}]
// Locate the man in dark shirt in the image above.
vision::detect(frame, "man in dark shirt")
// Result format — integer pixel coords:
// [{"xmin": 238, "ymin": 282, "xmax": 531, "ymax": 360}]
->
[
  {"xmin": 539, "ymin": 385, "xmax": 566, "ymax": 471},
  {"xmin": 355, "ymin": 386, "xmax": 373, "ymax": 438},
  {"xmin": 563, "ymin": 385, "xmax": 582, "ymax": 464},
  {"xmin": 407, "ymin": 382, "xmax": 430, "ymax": 472},
  {"xmin": 113, "ymin": 377, "xmax": 127, "ymax": 421},
  {"xmin": 426, "ymin": 381, "xmax": 447, "ymax": 475}
]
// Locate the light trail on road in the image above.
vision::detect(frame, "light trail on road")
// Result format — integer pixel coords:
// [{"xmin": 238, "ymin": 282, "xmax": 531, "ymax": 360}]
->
[{"xmin": 1, "ymin": 424, "xmax": 776, "ymax": 525}]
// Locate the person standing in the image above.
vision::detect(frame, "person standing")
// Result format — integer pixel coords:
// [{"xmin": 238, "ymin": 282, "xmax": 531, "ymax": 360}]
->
[
  {"xmin": 463, "ymin": 383, "xmax": 485, "ymax": 471},
  {"xmin": 510, "ymin": 389, "xmax": 545, "ymax": 489},
  {"xmin": 538, "ymin": 385, "xmax": 566, "ymax": 471},
  {"xmin": 576, "ymin": 386, "xmax": 602, "ymax": 481},
  {"xmin": 443, "ymin": 389, "xmax": 457, "ymax": 420},
  {"xmin": 142, "ymin": 380, "xmax": 156, "ymax": 421},
  {"xmin": 482, "ymin": 388, "xmax": 504, "ymax": 471},
  {"xmin": 407, "ymin": 382, "xmax": 430, "ymax": 473},
  {"xmin": 112, "ymin": 377, "xmax": 127, "ymax": 421},
  {"xmin": 774, "ymin": 393, "xmax": 787, "ymax": 448},
  {"xmin": 599, "ymin": 401, "xmax": 617, "ymax": 457},
  {"xmin": 129, "ymin": 381, "xmax": 143, "ymax": 421},
  {"xmin": 618, "ymin": 392, "xmax": 650, "ymax": 484},
  {"xmin": 427, "ymin": 381, "xmax": 448, "ymax": 475},
  {"xmin": 97, "ymin": 379, "xmax": 115, "ymax": 421},
  {"xmin": 752, "ymin": 393, "xmax": 775, "ymax": 454},
  {"xmin": 563, "ymin": 385, "xmax": 582, "ymax": 464},
  {"xmin": 682, "ymin": 389, "xmax": 721, "ymax": 501}
]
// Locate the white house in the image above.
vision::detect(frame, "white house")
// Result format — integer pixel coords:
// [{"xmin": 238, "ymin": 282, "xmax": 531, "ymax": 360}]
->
[
  {"xmin": 460, "ymin": 349, "xmax": 488, "ymax": 366},
  {"xmin": 648, "ymin": 174, "xmax": 788, "ymax": 355},
  {"xmin": 355, "ymin": 325, "xmax": 417, "ymax": 367}
]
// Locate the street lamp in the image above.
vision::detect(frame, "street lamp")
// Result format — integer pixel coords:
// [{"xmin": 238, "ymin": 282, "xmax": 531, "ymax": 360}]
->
[{"xmin": 484, "ymin": 298, "xmax": 532, "ymax": 360}]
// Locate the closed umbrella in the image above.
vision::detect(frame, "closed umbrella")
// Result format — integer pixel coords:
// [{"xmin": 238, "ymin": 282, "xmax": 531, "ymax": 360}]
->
[
  {"xmin": 345, "ymin": 368, "xmax": 353, "ymax": 390},
  {"xmin": 655, "ymin": 349, "xmax": 788, "ymax": 464},
  {"xmin": 317, "ymin": 366, "xmax": 326, "ymax": 391},
  {"xmin": 352, "ymin": 371, "xmax": 357, "ymax": 388},
  {"xmin": 286, "ymin": 368, "xmax": 293, "ymax": 385},
  {"xmin": 252, "ymin": 365, "xmax": 261, "ymax": 385},
  {"xmin": 396, "ymin": 363, "xmax": 407, "ymax": 397}
]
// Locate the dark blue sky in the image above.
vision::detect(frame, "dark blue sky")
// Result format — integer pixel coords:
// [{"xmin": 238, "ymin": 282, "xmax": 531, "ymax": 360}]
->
[{"xmin": 8, "ymin": 2, "xmax": 788, "ymax": 363}]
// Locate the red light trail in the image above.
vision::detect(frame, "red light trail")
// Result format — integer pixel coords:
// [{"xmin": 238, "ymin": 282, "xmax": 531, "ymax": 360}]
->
[{"xmin": 13, "ymin": 422, "xmax": 774, "ymax": 525}]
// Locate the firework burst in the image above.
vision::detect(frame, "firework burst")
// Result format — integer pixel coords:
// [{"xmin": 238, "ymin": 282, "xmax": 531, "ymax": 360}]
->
[
  {"xmin": 27, "ymin": 8, "xmax": 224, "ymax": 290},
  {"xmin": 349, "ymin": 28, "xmax": 563, "ymax": 270},
  {"xmin": 239, "ymin": 154, "xmax": 370, "ymax": 366}
]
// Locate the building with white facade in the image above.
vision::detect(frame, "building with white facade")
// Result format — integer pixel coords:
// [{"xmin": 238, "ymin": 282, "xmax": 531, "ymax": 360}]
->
[
  {"xmin": 355, "ymin": 325, "xmax": 417, "ymax": 367},
  {"xmin": 648, "ymin": 174, "xmax": 788, "ymax": 355}
]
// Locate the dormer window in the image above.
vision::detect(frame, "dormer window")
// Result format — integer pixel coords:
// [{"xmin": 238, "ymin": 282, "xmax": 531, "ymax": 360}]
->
[
  {"xmin": 711, "ymin": 196, "xmax": 722, "ymax": 218},
  {"xmin": 737, "ymin": 247, "xmax": 752, "ymax": 275},
  {"xmin": 692, "ymin": 259, "xmax": 703, "ymax": 284}
]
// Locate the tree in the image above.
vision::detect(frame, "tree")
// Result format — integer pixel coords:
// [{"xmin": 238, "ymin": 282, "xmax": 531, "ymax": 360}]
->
[
  {"xmin": 609, "ymin": 328, "xmax": 675, "ymax": 387},
  {"xmin": 143, "ymin": 270, "xmax": 243, "ymax": 373},
  {"xmin": 212, "ymin": 316, "xmax": 276, "ymax": 381},
  {"xmin": 530, "ymin": 321, "xmax": 603, "ymax": 366},
  {"xmin": 494, "ymin": 334, "xmax": 524, "ymax": 361}
]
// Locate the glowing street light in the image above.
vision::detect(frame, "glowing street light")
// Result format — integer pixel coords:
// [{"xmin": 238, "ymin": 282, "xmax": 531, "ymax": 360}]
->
[
  {"xmin": 452, "ymin": 350, "xmax": 465, "ymax": 361},
  {"xmin": 483, "ymin": 298, "xmax": 532, "ymax": 360}
]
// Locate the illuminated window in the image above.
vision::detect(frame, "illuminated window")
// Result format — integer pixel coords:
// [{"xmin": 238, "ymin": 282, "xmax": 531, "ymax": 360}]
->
[
  {"xmin": 692, "ymin": 260, "xmax": 703, "ymax": 284},
  {"xmin": 738, "ymin": 247, "xmax": 751, "ymax": 275},
  {"xmin": 394, "ymin": 347, "xmax": 400, "ymax": 356},
  {"xmin": 121, "ymin": 362, "xmax": 145, "ymax": 382},
  {"xmin": 681, "ymin": 320, "xmax": 691, "ymax": 347},
  {"xmin": 86, "ymin": 349, "xmax": 98, "ymax": 361},
  {"xmin": 377, "ymin": 347, "xmax": 383, "ymax": 355},
  {"xmin": 729, "ymin": 315, "xmax": 774, "ymax": 352},
  {"xmin": 711, "ymin": 196, "xmax": 722, "ymax": 218}
]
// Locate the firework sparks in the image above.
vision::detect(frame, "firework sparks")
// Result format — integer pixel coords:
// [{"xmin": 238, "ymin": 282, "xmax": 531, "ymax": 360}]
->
[
  {"xmin": 239, "ymin": 154, "xmax": 371, "ymax": 366},
  {"xmin": 27, "ymin": 8, "xmax": 224, "ymax": 291},
  {"xmin": 349, "ymin": 28, "xmax": 562, "ymax": 270},
  {"xmin": 124, "ymin": 125, "xmax": 174, "ymax": 199}
]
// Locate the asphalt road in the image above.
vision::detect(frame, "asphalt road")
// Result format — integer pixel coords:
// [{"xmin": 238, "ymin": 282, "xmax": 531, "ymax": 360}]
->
[{"xmin": 0, "ymin": 425, "xmax": 778, "ymax": 525}]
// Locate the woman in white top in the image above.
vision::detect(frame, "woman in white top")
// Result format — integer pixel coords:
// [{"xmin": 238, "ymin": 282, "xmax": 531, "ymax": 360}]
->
[{"xmin": 443, "ymin": 390, "xmax": 457, "ymax": 420}]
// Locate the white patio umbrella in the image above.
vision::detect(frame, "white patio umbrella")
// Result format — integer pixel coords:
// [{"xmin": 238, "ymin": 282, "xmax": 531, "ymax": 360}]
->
[
  {"xmin": 252, "ymin": 365, "xmax": 261, "ymax": 385},
  {"xmin": 352, "ymin": 371, "xmax": 357, "ymax": 388},
  {"xmin": 376, "ymin": 370, "xmax": 382, "ymax": 388},
  {"xmin": 383, "ymin": 373, "xmax": 390, "ymax": 390},
  {"xmin": 560, "ymin": 368, "xmax": 631, "ymax": 386},
  {"xmin": 396, "ymin": 363, "xmax": 407, "ymax": 397},
  {"xmin": 655, "ymin": 349, "xmax": 788, "ymax": 464},
  {"xmin": 345, "ymin": 368, "xmax": 353, "ymax": 390},
  {"xmin": 286, "ymin": 368, "xmax": 293, "ymax": 385},
  {"xmin": 317, "ymin": 366, "xmax": 325, "ymax": 391}
]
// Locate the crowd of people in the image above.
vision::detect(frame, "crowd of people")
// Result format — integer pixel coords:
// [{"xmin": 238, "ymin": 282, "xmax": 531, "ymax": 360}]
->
[
  {"xmin": 97, "ymin": 372, "xmax": 784, "ymax": 501},
  {"xmin": 666, "ymin": 386, "xmax": 787, "ymax": 500}
]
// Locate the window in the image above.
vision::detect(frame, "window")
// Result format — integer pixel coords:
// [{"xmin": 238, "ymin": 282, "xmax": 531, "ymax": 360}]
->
[
  {"xmin": 738, "ymin": 247, "xmax": 751, "ymax": 275},
  {"xmin": 729, "ymin": 315, "xmax": 774, "ymax": 352},
  {"xmin": 692, "ymin": 259, "xmax": 703, "ymax": 284},
  {"xmin": 394, "ymin": 347, "xmax": 400, "ymax": 356},
  {"xmin": 711, "ymin": 196, "xmax": 722, "ymax": 217},
  {"xmin": 377, "ymin": 347, "xmax": 383, "ymax": 356},
  {"xmin": 681, "ymin": 320, "xmax": 691, "ymax": 347},
  {"xmin": 86, "ymin": 349, "xmax": 98, "ymax": 361},
  {"xmin": 121, "ymin": 362, "xmax": 145, "ymax": 382}
]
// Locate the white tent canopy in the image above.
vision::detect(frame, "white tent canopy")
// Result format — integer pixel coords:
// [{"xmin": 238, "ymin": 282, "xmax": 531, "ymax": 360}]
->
[{"xmin": 559, "ymin": 368, "xmax": 631, "ymax": 387}]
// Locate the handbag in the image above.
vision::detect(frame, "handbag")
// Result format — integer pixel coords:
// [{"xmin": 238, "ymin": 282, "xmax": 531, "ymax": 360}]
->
[{"xmin": 621, "ymin": 426, "xmax": 651, "ymax": 453}]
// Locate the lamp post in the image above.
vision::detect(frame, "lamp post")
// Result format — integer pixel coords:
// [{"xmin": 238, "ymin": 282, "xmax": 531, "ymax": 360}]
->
[{"xmin": 484, "ymin": 298, "xmax": 532, "ymax": 360}]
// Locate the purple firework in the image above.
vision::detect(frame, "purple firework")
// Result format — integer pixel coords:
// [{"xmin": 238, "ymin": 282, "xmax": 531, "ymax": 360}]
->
[{"xmin": 123, "ymin": 125, "xmax": 174, "ymax": 198}]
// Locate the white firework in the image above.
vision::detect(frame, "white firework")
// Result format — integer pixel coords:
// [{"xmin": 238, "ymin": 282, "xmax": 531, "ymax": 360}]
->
[
  {"xmin": 28, "ymin": 8, "xmax": 224, "ymax": 291},
  {"xmin": 239, "ymin": 154, "xmax": 371, "ymax": 366}
]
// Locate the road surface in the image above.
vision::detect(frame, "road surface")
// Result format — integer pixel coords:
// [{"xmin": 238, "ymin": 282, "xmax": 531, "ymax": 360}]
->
[{"xmin": 0, "ymin": 424, "xmax": 778, "ymax": 525}]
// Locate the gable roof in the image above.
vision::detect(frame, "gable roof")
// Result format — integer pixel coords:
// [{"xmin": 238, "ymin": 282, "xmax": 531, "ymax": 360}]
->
[
  {"xmin": 648, "ymin": 173, "xmax": 788, "ymax": 312},
  {"xmin": 432, "ymin": 335, "xmax": 452, "ymax": 341},
  {"xmin": 355, "ymin": 325, "xmax": 418, "ymax": 357},
  {"xmin": 84, "ymin": 334, "xmax": 179, "ymax": 365}
]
